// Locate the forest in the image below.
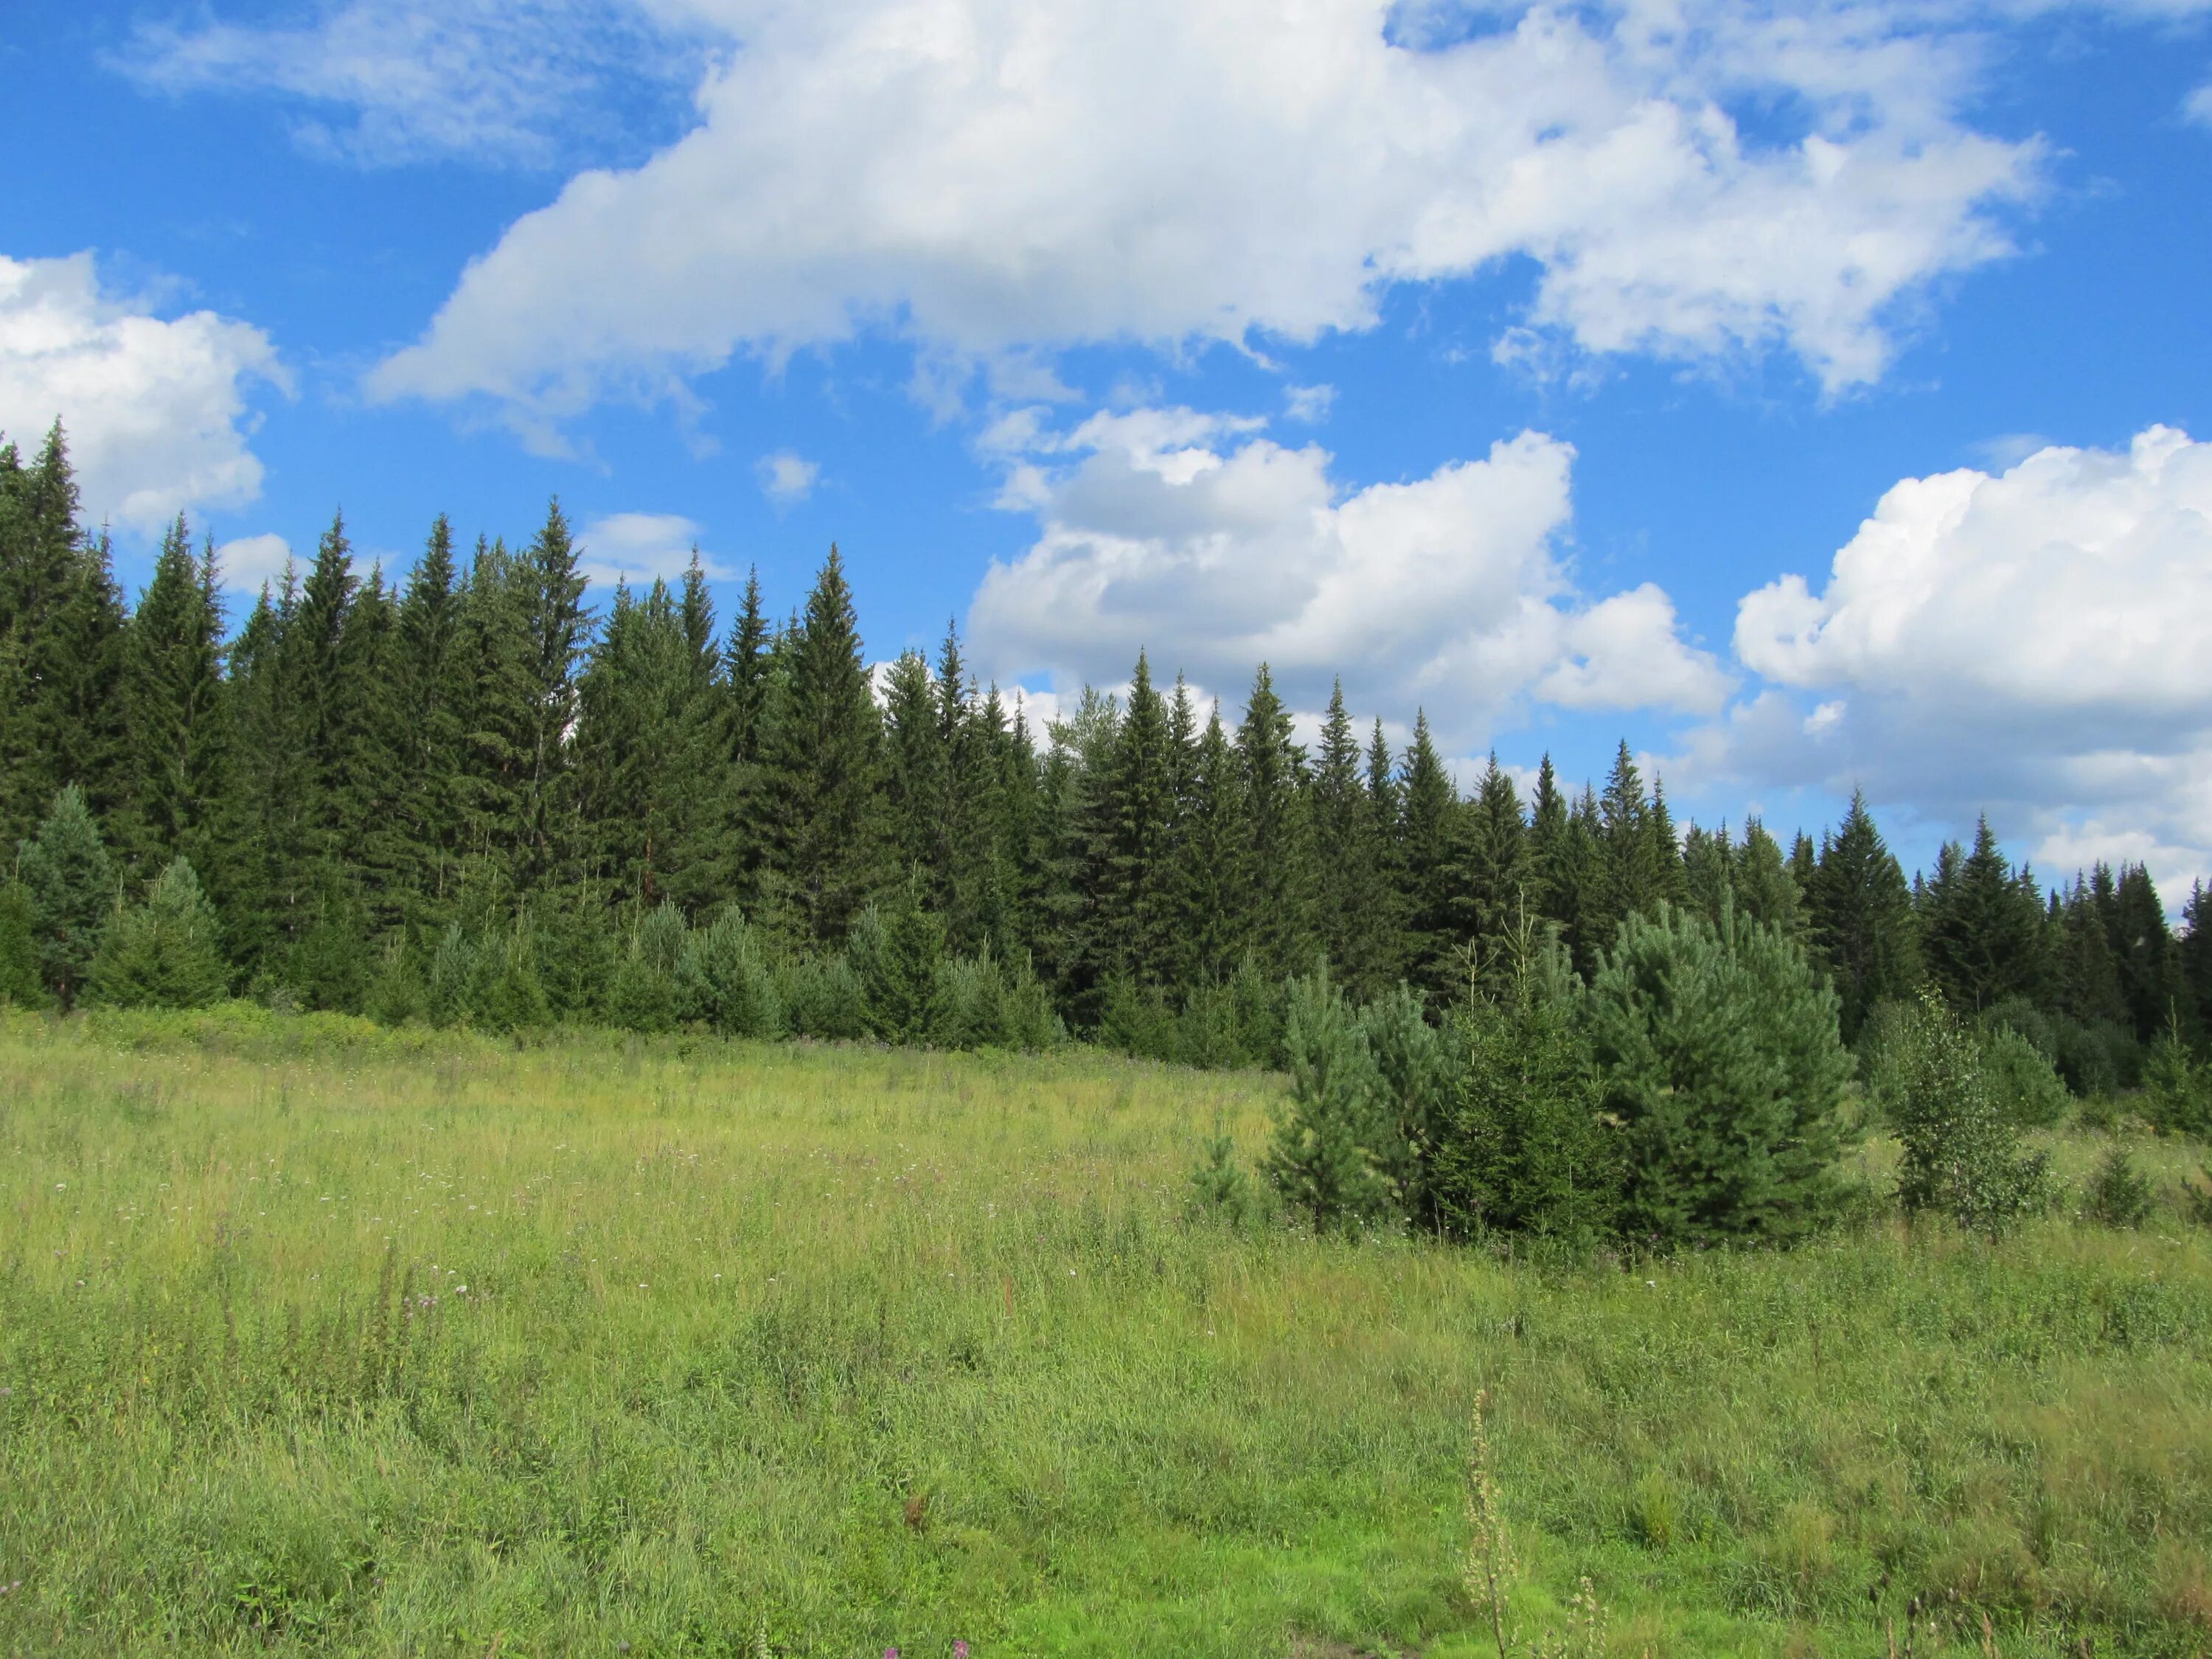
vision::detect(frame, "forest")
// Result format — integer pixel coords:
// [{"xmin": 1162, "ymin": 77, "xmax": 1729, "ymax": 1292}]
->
[{"xmin": 4, "ymin": 419, "xmax": 2211, "ymax": 1236}]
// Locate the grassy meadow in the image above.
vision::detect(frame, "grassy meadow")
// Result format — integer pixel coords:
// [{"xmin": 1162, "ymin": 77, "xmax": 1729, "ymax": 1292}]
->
[{"xmin": 2, "ymin": 1006, "xmax": 2211, "ymax": 1658}]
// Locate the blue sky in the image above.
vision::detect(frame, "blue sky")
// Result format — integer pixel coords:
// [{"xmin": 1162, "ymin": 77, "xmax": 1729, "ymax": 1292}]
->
[{"xmin": 4, "ymin": 0, "xmax": 2211, "ymax": 898}]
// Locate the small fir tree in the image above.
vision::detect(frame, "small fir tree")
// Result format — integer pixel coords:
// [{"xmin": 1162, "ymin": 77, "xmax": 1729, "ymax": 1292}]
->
[
  {"xmin": 17, "ymin": 785, "xmax": 114, "ymax": 1007},
  {"xmin": 1263, "ymin": 963, "xmax": 1398, "ymax": 1234},
  {"xmin": 86, "ymin": 858, "xmax": 230, "ymax": 1009}
]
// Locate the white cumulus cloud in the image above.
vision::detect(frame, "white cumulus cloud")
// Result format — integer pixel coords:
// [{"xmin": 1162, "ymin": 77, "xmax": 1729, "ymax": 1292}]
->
[
  {"xmin": 575, "ymin": 510, "xmax": 723, "ymax": 587},
  {"xmin": 215, "ymin": 532, "xmax": 296, "ymax": 593},
  {"xmin": 967, "ymin": 408, "xmax": 1729, "ymax": 746},
  {"xmin": 0, "ymin": 252, "xmax": 285, "ymax": 535},
  {"xmin": 1716, "ymin": 425, "xmax": 2212, "ymax": 897},
  {"xmin": 755, "ymin": 449, "xmax": 819, "ymax": 505},
  {"xmin": 367, "ymin": 0, "xmax": 2037, "ymax": 426}
]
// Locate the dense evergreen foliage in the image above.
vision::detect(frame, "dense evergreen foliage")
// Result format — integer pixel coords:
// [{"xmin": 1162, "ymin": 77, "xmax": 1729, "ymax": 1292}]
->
[{"xmin": 6, "ymin": 424, "xmax": 2211, "ymax": 1242}]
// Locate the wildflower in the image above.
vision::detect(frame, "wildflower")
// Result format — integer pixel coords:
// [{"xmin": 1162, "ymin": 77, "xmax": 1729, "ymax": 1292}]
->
[{"xmin": 955, "ymin": 1644, "xmax": 970, "ymax": 1658}]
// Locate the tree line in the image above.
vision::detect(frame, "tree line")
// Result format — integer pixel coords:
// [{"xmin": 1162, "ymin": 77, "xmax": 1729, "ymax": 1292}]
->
[{"xmin": 4, "ymin": 421, "xmax": 2211, "ymax": 1092}]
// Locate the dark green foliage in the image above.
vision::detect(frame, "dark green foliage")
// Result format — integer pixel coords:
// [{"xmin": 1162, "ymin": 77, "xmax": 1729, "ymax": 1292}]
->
[
  {"xmin": 469, "ymin": 917, "xmax": 552, "ymax": 1033},
  {"xmin": 1262, "ymin": 964, "xmax": 1398, "ymax": 1234},
  {"xmin": 850, "ymin": 886, "xmax": 945, "ymax": 1044},
  {"xmin": 1586, "ymin": 901, "xmax": 1854, "ymax": 1245},
  {"xmin": 284, "ymin": 897, "xmax": 373, "ymax": 1014},
  {"xmin": 16, "ymin": 785, "xmax": 114, "ymax": 1006},
  {"xmin": 2141, "ymin": 1010, "xmax": 2211, "ymax": 1138},
  {"xmin": 758, "ymin": 547, "xmax": 881, "ymax": 946},
  {"xmin": 1085, "ymin": 652, "xmax": 1176, "ymax": 988},
  {"xmin": 680, "ymin": 908, "xmax": 782, "ymax": 1040},
  {"xmin": 1354, "ymin": 984, "xmax": 1455, "ymax": 1228},
  {"xmin": 1919, "ymin": 818, "xmax": 2050, "ymax": 1015},
  {"xmin": 0, "ymin": 880, "xmax": 44, "ymax": 1006},
  {"xmin": 1312, "ymin": 683, "xmax": 1394, "ymax": 1000},
  {"xmin": 1234, "ymin": 666, "xmax": 1313, "ymax": 981},
  {"xmin": 777, "ymin": 953, "xmax": 872, "ymax": 1040},
  {"xmin": 363, "ymin": 936, "xmax": 425, "ymax": 1026},
  {"xmin": 123, "ymin": 518, "xmax": 229, "ymax": 871},
  {"xmin": 607, "ymin": 902, "xmax": 688, "ymax": 1033},
  {"xmin": 1976, "ymin": 1020, "xmax": 2070, "ymax": 1130},
  {"xmin": 1433, "ymin": 926, "xmax": 1618, "ymax": 1245},
  {"xmin": 2081, "ymin": 1145, "xmax": 2153, "ymax": 1230},
  {"xmin": 1395, "ymin": 712, "xmax": 1458, "ymax": 999},
  {"xmin": 86, "ymin": 858, "xmax": 231, "ymax": 1009},
  {"xmin": 1889, "ymin": 990, "xmax": 2051, "ymax": 1239},
  {"xmin": 1805, "ymin": 792, "xmax": 1919, "ymax": 1045}
]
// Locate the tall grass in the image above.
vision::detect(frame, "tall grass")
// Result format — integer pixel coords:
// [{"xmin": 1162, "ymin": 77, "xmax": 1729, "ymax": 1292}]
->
[{"xmin": 1, "ymin": 1004, "xmax": 2209, "ymax": 1656}]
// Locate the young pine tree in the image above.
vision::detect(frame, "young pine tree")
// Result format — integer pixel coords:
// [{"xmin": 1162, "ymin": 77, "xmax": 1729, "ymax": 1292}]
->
[{"xmin": 1586, "ymin": 900, "xmax": 1855, "ymax": 1246}]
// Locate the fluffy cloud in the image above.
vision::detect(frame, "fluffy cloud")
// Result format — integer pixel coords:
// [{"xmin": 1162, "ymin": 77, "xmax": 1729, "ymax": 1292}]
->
[
  {"xmin": 214, "ymin": 532, "xmax": 296, "ymax": 593},
  {"xmin": 2188, "ymin": 80, "xmax": 2212, "ymax": 126},
  {"xmin": 755, "ymin": 449, "xmax": 819, "ymax": 505},
  {"xmin": 0, "ymin": 252, "xmax": 285, "ymax": 535},
  {"xmin": 368, "ymin": 0, "xmax": 2036, "ymax": 422},
  {"xmin": 574, "ymin": 510, "xmax": 723, "ymax": 587},
  {"xmin": 1717, "ymin": 426, "xmax": 2212, "ymax": 895},
  {"xmin": 967, "ymin": 408, "xmax": 1729, "ymax": 744},
  {"xmin": 117, "ymin": 0, "xmax": 690, "ymax": 169}
]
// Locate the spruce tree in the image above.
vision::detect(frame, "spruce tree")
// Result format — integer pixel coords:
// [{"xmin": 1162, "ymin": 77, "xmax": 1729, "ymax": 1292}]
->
[
  {"xmin": 2181, "ymin": 881, "xmax": 2212, "ymax": 1037},
  {"xmin": 0, "ymin": 879, "xmax": 41, "ymax": 1006},
  {"xmin": 17, "ymin": 785, "xmax": 114, "ymax": 1006},
  {"xmin": 2109, "ymin": 863, "xmax": 2179, "ymax": 1042},
  {"xmin": 1311, "ymin": 682, "xmax": 1391, "ymax": 998},
  {"xmin": 1456, "ymin": 753, "xmax": 1530, "ymax": 981},
  {"xmin": 1235, "ymin": 665, "xmax": 1314, "ymax": 979},
  {"xmin": 1733, "ymin": 818, "xmax": 1802, "ymax": 939},
  {"xmin": 392, "ymin": 516, "xmax": 468, "ymax": 924},
  {"xmin": 1088, "ymin": 651, "xmax": 1176, "ymax": 987},
  {"xmin": 880, "ymin": 648, "xmax": 947, "ymax": 894},
  {"xmin": 1681, "ymin": 821, "xmax": 1734, "ymax": 927},
  {"xmin": 574, "ymin": 579, "xmax": 706, "ymax": 909},
  {"xmin": 1805, "ymin": 790, "xmax": 1920, "ymax": 1044},
  {"xmin": 1919, "ymin": 817, "xmax": 2048, "ymax": 1015},
  {"xmin": 1168, "ymin": 702, "xmax": 1248, "ymax": 988},
  {"xmin": 516, "ymin": 499, "xmax": 592, "ymax": 892},
  {"xmin": 1396, "ymin": 712, "xmax": 1458, "ymax": 998},
  {"xmin": 124, "ymin": 518, "xmax": 229, "ymax": 872},
  {"xmin": 86, "ymin": 857, "xmax": 230, "ymax": 1009},
  {"xmin": 0, "ymin": 426, "xmax": 129, "ymax": 842},
  {"xmin": 758, "ymin": 546, "xmax": 883, "ymax": 945}
]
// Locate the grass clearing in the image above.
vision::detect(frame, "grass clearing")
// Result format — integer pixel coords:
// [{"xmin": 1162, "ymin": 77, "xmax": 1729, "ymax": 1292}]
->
[{"xmin": 2, "ymin": 1006, "xmax": 2211, "ymax": 1656}]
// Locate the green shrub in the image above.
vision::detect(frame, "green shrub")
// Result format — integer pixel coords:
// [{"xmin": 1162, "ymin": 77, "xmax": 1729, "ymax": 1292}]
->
[
  {"xmin": 1978, "ymin": 1021, "xmax": 2070, "ymax": 1130},
  {"xmin": 606, "ymin": 904, "xmax": 687, "ymax": 1033},
  {"xmin": 468, "ymin": 920, "xmax": 552, "ymax": 1033},
  {"xmin": 1098, "ymin": 973, "xmax": 1177, "ymax": 1060},
  {"xmin": 285, "ymin": 898, "xmax": 372, "ymax": 1014},
  {"xmin": 2081, "ymin": 1145, "xmax": 2154, "ymax": 1229},
  {"xmin": 849, "ymin": 891, "xmax": 943, "ymax": 1044},
  {"xmin": 1585, "ymin": 901, "xmax": 1854, "ymax": 1246},
  {"xmin": 1891, "ymin": 990, "xmax": 2050, "ymax": 1238},
  {"xmin": 1262, "ymin": 964, "xmax": 1399, "ymax": 1234},
  {"xmin": 996, "ymin": 953, "xmax": 1062, "ymax": 1053},
  {"xmin": 86, "ymin": 858, "xmax": 230, "ymax": 1009}
]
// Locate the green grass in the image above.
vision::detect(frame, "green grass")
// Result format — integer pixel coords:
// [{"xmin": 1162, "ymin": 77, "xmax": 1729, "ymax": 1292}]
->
[{"xmin": 2, "ymin": 1005, "xmax": 2211, "ymax": 1658}]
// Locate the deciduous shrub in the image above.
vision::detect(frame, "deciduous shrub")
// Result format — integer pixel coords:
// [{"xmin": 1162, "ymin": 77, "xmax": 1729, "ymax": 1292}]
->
[{"xmin": 1891, "ymin": 989, "xmax": 2050, "ymax": 1238}]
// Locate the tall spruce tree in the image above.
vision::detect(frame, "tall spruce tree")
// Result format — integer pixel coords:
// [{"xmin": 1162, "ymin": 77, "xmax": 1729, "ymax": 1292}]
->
[
  {"xmin": 123, "ymin": 518, "xmax": 229, "ymax": 872},
  {"xmin": 1733, "ymin": 818, "xmax": 1803, "ymax": 939},
  {"xmin": 1397, "ymin": 712, "xmax": 1458, "ymax": 998},
  {"xmin": 1456, "ymin": 753, "xmax": 1531, "ymax": 980},
  {"xmin": 515, "ymin": 499, "xmax": 591, "ymax": 892},
  {"xmin": 392, "ymin": 516, "xmax": 468, "ymax": 924},
  {"xmin": 1169, "ymin": 701, "xmax": 1248, "ymax": 987},
  {"xmin": 1805, "ymin": 790, "xmax": 1919, "ymax": 1043},
  {"xmin": 758, "ymin": 546, "xmax": 883, "ymax": 945},
  {"xmin": 880, "ymin": 648, "xmax": 948, "ymax": 894},
  {"xmin": 1088, "ymin": 651, "xmax": 1176, "ymax": 987},
  {"xmin": 1311, "ymin": 682, "xmax": 1391, "ymax": 998},
  {"xmin": 1235, "ymin": 665, "xmax": 1314, "ymax": 980},
  {"xmin": 1919, "ymin": 817, "xmax": 2048, "ymax": 1014}
]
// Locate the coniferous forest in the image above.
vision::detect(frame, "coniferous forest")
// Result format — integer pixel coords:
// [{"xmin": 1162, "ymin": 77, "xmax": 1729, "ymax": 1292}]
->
[{"xmin": 7, "ymin": 422, "xmax": 2212, "ymax": 1235}]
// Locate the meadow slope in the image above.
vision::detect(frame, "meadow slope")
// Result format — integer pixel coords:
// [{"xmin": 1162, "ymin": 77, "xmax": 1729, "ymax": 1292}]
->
[{"xmin": 2, "ymin": 1008, "xmax": 2210, "ymax": 1657}]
